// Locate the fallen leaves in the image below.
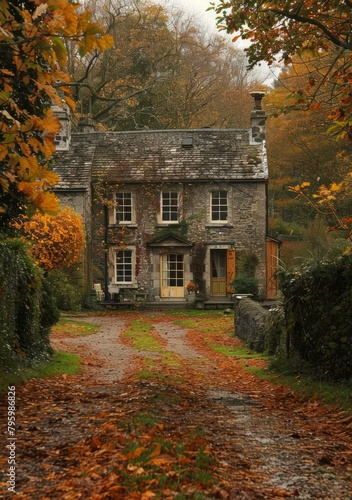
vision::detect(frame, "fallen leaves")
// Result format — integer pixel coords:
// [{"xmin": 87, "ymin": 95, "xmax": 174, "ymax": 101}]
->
[{"xmin": 1, "ymin": 312, "xmax": 352, "ymax": 499}]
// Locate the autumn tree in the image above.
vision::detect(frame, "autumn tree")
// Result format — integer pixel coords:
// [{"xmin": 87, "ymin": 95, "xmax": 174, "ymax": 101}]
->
[
  {"xmin": 212, "ymin": 0, "xmax": 352, "ymax": 141},
  {"xmin": 66, "ymin": 0, "xmax": 263, "ymax": 131},
  {"xmin": 265, "ymin": 64, "xmax": 351, "ymax": 229},
  {"xmin": 15, "ymin": 207, "xmax": 85, "ymax": 272},
  {"xmin": 0, "ymin": 0, "xmax": 112, "ymax": 228}
]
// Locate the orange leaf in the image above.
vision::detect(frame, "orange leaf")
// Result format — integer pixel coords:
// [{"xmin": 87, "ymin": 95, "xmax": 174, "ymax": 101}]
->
[
  {"xmin": 141, "ymin": 491, "xmax": 156, "ymax": 499},
  {"xmin": 148, "ymin": 455, "xmax": 175, "ymax": 466},
  {"xmin": 41, "ymin": 113, "xmax": 61, "ymax": 134},
  {"xmin": 125, "ymin": 446, "xmax": 145, "ymax": 459},
  {"xmin": 310, "ymin": 103, "xmax": 321, "ymax": 111},
  {"xmin": 272, "ymin": 488, "xmax": 299, "ymax": 497},
  {"xmin": 149, "ymin": 443, "xmax": 161, "ymax": 458}
]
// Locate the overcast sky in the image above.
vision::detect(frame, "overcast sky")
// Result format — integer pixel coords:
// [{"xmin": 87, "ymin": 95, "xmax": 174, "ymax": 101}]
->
[
  {"xmin": 172, "ymin": 0, "xmax": 217, "ymax": 22},
  {"xmin": 159, "ymin": 0, "xmax": 278, "ymax": 84},
  {"xmin": 167, "ymin": 0, "xmax": 223, "ymax": 36}
]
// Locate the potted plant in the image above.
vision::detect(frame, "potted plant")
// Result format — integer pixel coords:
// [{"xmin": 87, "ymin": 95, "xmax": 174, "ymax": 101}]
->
[{"xmin": 186, "ymin": 281, "xmax": 197, "ymax": 294}]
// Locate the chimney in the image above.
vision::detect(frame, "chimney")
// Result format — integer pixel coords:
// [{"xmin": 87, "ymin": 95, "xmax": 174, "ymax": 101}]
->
[
  {"xmin": 250, "ymin": 91, "xmax": 266, "ymax": 145},
  {"xmin": 51, "ymin": 102, "xmax": 72, "ymax": 151},
  {"xmin": 77, "ymin": 115, "xmax": 95, "ymax": 133}
]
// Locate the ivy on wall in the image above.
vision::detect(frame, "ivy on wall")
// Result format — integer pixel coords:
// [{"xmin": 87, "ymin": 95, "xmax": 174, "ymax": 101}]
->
[
  {"xmin": 191, "ymin": 243, "xmax": 207, "ymax": 297},
  {"xmin": 150, "ymin": 219, "xmax": 188, "ymax": 243}
]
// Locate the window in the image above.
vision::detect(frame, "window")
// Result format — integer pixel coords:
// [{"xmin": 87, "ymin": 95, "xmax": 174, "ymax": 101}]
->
[
  {"xmin": 116, "ymin": 250, "xmax": 133, "ymax": 283},
  {"xmin": 211, "ymin": 191, "xmax": 228, "ymax": 222},
  {"xmin": 115, "ymin": 192, "xmax": 132, "ymax": 223},
  {"xmin": 162, "ymin": 254, "xmax": 184, "ymax": 287},
  {"xmin": 161, "ymin": 191, "xmax": 178, "ymax": 222}
]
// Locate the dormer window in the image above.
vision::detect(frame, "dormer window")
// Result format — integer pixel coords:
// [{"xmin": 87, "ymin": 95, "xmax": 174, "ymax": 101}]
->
[{"xmin": 181, "ymin": 137, "xmax": 193, "ymax": 148}]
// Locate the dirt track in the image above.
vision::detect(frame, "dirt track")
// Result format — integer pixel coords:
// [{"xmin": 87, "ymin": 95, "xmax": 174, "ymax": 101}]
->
[{"xmin": 1, "ymin": 311, "xmax": 351, "ymax": 499}]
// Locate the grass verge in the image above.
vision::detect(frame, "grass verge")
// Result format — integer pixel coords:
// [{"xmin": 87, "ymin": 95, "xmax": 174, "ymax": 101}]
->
[
  {"xmin": 51, "ymin": 318, "xmax": 99, "ymax": 336},
  {"xmin": 122, "ymin": 319, "xmax": 181, "ymax": 369},
  {"xmin": 248, "ymin": 364, "xmax": 352, "ymax": 412},
  {"xmin": 0, "ymin": 351, "xmax": 82, "ymax": 391},
  {"xmin": 211, "ymin": 344, "xmax": 269, "ymax": 359}
]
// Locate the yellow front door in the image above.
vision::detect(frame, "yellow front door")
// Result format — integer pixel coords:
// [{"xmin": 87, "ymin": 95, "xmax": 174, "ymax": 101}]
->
[
  {"xmin": 211, "ymin": 250, "xmax": 227, "ymax": 296},
  {"xmin": 211, "ymin": 249, "xmax": 236, "ymax": 296},
  {"xmin": 160, "ymin": 254, "xmax": 184, "ymax": 298}
]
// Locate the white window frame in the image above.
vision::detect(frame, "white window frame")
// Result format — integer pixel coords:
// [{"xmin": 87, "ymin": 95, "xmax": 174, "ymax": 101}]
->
[
  {"xmin": 210, "ymin": 190, "xmax": 228, "ymax": 223},
  {"xmin": 114, "ymin": 191, "xmax": 134, "ymax": 224},
  {"xmin": 115, "ymin": 248, "xmax": 134, "ymax": 284},
  {"xmin": 160, "ymin": 190, "xmax": 179, "ymax": 224},
  {"xmin": 161, "ymin": 253, "xmax": 184, "ymax": 288}
]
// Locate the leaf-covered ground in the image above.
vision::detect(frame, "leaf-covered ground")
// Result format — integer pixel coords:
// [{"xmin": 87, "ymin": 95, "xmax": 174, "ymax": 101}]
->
[{"xmin": 1, "ymin": 311, "xmax": 352, "ymax": 499}]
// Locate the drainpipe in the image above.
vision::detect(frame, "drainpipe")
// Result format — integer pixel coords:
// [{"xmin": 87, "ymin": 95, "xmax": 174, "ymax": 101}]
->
[
  {"xmin": 104, "ymin": 204, "xmax": 109, "ymax": 301},
  {"xmin": 265, "ymin": 179, "xmax": 269, "ymax": 236}
]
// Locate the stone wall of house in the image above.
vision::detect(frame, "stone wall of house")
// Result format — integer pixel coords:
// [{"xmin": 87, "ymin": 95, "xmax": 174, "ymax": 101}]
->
[{"xmin": 91, "ymin": 178, "xmax": 267, "ymax": 300}]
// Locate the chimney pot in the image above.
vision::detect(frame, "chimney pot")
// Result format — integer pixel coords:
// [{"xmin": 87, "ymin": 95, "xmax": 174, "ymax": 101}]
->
[
  {"xmin": 78, "ymin": 115, "xmax": 95, "ymax": 133},
  {"xmin": 250, "ymin": 91, "xmax": 266, "ymax": 110}
]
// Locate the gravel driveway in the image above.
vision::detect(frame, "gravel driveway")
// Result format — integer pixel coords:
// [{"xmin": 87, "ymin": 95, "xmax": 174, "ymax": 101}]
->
[{"xmin": 46, "ymin": 312, "xmax": 352, "ymax": 500}]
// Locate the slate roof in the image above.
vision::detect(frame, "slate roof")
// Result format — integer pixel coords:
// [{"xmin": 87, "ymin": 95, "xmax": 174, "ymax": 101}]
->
[
  {"xmin": 52, "ymin": 134, "xmax": 96, "ymax": 190},
  {"xmin": 53, "ymin": 128, "xmax": 268, "ymax": 189}
]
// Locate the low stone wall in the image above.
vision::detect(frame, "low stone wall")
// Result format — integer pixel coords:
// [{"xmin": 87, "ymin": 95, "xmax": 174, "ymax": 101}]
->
[{"xmin": 234, "ymin": 296, "xmax": 270, "ymax": 352}]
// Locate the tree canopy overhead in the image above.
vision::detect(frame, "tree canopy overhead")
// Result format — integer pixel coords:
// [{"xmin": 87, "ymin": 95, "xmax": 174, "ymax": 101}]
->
[
  {"xmin": 211, "ymin": 0, "xmax": 352, "ymax": 141},
  {"xmin": 69, "ymin": 0, "xmax": 263, "ymax": 131},
  {"xmin": 0, "ymin": 0, "xmax": 112, "ymax": 225}
]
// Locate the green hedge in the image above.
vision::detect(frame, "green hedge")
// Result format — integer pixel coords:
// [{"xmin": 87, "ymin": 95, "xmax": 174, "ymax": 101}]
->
[
  {"xmin": 279, "ymin": 255, "xmax": 352, "ymax": 381},
  {"xmin": 0, "ymin": 238, "xmax": 58, "ymax": 370}
]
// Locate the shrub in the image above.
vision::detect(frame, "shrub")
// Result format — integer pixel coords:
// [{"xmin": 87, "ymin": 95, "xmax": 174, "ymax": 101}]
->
[
  {"xmin": 46, "ymin": 268, "xmax": 84, "ymax": 311},
  {"xmin": 15, "ymin": 207, "xmax": 85, "ymax": 272},
  {"xmin": 231, "ymin": 273, "xmax": 259, "ymax": 300},
  {"xmin": 271, "ymin": 218, "xmax": 304, "ymax": 236},
  {"xmin": 0, "ymin": 238, "xmax": 56, "ymax": 370}
]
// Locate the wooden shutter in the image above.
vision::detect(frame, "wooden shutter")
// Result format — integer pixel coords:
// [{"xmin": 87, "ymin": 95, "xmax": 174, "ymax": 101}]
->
[
  {"xmin": 226, "ymin": 249, "xmax": 235, "ymax": 293},
  {"xmin": 266, "ymin": 238, "xmax": 279, "ymax": 298}
]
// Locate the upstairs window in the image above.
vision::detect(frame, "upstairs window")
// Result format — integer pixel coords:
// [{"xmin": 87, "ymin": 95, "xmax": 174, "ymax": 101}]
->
[
  {"xmin": 115, "ymin": 192, "xmax": 133, "ymax": 224},
  {"xmin": 211, "ymin": 191, "xmax": 228, "ymax": 222},
  {"xmin": 161, "ymin": 191, "xmax": 179, "ymax": 222}
]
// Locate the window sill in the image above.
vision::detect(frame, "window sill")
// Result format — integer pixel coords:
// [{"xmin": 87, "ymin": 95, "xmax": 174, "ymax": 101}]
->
[
  {"xmin": 109, "ymin": 223, "xmax": 137, "ymax": 228},
  {"xmin": 156, "ymin": 222, "xmax": 180, "ymax": 227},
  {"xmin": 205, "ymin": 223, "xmax": 233, "ymax": 228},
  {"xmin": 114, "ymin": 283, "xmax": 138, "ymax": 288}
]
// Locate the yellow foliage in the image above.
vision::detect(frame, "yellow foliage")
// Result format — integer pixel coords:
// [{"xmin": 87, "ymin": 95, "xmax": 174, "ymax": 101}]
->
[
  {"xmin": 19, "ymin": 207, "xmax": 85, "ymax": 272},
  {"xmin": 330, "ymin": 182, "xmax": 343, "ymax": 192}
]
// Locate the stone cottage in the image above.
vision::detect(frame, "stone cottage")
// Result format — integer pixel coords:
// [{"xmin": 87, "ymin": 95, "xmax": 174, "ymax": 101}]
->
[{"xmin": 52, "ymin": 92, "xmax": 279, "ymax": 307}]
